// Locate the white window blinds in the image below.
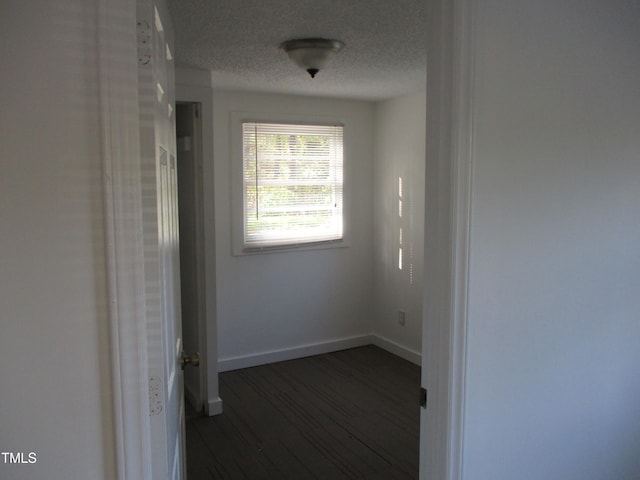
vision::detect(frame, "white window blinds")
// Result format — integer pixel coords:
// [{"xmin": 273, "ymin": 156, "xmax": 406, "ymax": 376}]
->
[{"xmin": 242, "ymin": 122, "xmax": 344, "ymax": 248}]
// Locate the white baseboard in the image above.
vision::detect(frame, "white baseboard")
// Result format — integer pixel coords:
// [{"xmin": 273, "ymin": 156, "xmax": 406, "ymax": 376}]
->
[
  {"xmin": 217, "ymin": 333, "xmax": 422, "ymax": 372},
  {"xmin": 206, "ymin": 396, "xmax": 223, "ymax": 416},
  {"xmin": 371, "ymin": 334, "xmax": 422, "ymax": 365},
  {"xmin": 217, "ymin": 334, "xmax": 374, "ymax": 372}
]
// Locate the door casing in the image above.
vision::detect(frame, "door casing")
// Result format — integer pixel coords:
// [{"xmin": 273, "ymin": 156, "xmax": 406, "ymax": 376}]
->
[{"xmin": 101, "ymin": 0, "xmax": 476, "ymax": 478}]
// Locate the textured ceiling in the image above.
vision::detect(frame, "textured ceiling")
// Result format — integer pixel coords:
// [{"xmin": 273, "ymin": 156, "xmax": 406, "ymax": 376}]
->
[{"xmin": 167, "ymin": 0, "xmax": 427, "ymax": 100}]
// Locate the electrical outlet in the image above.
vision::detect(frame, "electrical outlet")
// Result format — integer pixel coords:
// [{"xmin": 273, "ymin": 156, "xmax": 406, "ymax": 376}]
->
[{"xmin": 398, "ymin": 310, "xmax": 406, "ymax": 326}]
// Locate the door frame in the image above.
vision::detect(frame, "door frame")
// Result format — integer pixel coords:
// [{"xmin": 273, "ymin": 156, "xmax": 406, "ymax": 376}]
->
[
  {"xmin": 420, "ymin": 0, "xmax": 475, "ymax": 479},
  {"xmin": 100, "ymin": 0, "xmax": 476, "ymax": 478},
  {"xmin": 176, "ymin": 101, "xmax": 205, "ymax": 411},
  {"xmin": 98, "ymin": 0, "xmax": 153, "ymax": 478},
  {"xmin": 175, "ymin": 82, "xmax": 222, "ymax": 417},
  {"xmin": 175, "ymin": 98, "xmax": 217, "ymax": 414}
]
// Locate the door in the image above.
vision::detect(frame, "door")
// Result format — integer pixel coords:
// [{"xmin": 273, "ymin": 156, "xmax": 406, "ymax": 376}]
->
[
  {"xmin": 138, "ymin": 0, "xmax": 188, "ymax": 478},
  {"xmin": 176, "ymin": 102, "xmax": 205, "ymax": 412}
]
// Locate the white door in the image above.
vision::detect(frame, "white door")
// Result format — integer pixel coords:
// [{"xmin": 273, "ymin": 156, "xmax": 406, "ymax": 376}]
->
[{"xmin": 138, "ymin": 1, "xmax": 187, "ymax": 479}]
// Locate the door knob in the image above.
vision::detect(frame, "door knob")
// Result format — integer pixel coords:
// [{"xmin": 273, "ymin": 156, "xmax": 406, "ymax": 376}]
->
[{"xmin": 180, "ymin": 351, "xmax": 200, "ymax": 370}]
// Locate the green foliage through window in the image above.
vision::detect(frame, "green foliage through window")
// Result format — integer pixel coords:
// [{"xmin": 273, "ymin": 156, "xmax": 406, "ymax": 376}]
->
[{"xmin": 242, "ymin": 122, "xmax": 344, "ymax": 247}]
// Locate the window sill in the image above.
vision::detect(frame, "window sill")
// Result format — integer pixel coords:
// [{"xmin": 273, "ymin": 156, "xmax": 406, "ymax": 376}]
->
[{"xmin": 233, "ymin": 238, "xmax": 348, "ymax": 256}]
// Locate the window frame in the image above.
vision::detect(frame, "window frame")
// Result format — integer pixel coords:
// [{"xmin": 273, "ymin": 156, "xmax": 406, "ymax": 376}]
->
[{"xmin": 230, "ymin": 112, "xmax": 350, "ymax": 255}]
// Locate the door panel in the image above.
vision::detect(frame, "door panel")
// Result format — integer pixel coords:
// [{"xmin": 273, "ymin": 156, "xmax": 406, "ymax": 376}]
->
[{"xmin": 138, "ymin": 0, "xmax": 184, "ymax": 478}]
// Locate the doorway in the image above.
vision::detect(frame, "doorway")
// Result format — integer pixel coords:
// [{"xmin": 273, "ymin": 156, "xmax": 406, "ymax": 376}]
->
[
  {"xmin": 176, "ymin": 101, "xmax": 207, "ymax": 413},
  {"xmin": 175, "ymin": 85, "xmax": 223, "ymax": 419}
]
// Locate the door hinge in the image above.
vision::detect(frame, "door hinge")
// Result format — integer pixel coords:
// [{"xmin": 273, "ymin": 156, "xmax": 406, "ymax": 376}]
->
[
  {"xmin": 136, "ymin": 20, "xmax": 152, "ymax": 66},
  {"xmin": 420, "ymin": 387, "xmax": 427, "ymax": 409}
]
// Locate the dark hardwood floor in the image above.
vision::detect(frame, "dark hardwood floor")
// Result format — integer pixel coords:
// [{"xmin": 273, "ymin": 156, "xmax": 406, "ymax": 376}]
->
[{"xmin": 186, "ymin": 345, "xmax": 420, "ymax": 480}]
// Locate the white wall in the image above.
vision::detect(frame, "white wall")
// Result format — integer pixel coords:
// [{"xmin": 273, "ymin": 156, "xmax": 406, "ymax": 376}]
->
[
  {"xmin": 463, "ymin": 0, "xmax": 640, "ymax": 478},
  {"xmin": 0, "ymin": 1, "xmax": 115, "ymax": 479},
  {"xmin": 212, "ymin": 91, "xmax": 375, "ymax": 368},
  {"xmin": 373, "ymin": 92, "xmax": 426, "ymax": 361}
]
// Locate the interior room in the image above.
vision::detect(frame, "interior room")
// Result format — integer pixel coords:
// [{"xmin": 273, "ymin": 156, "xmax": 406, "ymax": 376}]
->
[
  {"xmin": 168, "ymin": 0, "xmax": 428, "ymax": 415},
  {"xmin": 2, "ymin": 0, "xmax": 639, "ymax": 479},
  {"xmin": 176, "ymin": 81, "xmax": 426, "ymax": 378},
  {"xmin": 170, "ymin": 3, "xmax": 428, "ymax": 476}
]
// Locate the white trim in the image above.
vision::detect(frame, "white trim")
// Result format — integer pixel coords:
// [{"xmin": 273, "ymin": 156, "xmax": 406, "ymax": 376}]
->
[
  {"xmin": 176, "ymin": 100, "xmax": 207, "ymax": 413},
  {"xmin": 371, "ymin": 334, "xmax": 422, "ymax": 366},
  {"xmin": 217, "ymin": 334, "xmax": 421, "ymax": 372},
  {"xmin": 218, "ymin": 335, "xmax": 373, "ymax": 372},
  {"xmin": 99, "ymin": 0, "xmax": 151, "ymax": 478},
  {"xmin": 192, "ymin": 104, "xmax": 208, "ymax": 413},
  {"xmin": 175, "ymin": 82, "xmax": 220, "ymax": 420},
  {"xmin": 448, "ymin": 0, "xmax": 475, "ymax": 478},
  {"xmin": 421, "ymin": 0, "xmax": 475, "ymax": 479},
  {"xmin": 206, "ymin": 397, "xmax": 224, "ymax": 416}
]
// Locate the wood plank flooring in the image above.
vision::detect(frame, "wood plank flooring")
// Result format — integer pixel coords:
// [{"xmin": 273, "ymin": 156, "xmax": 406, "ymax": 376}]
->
[{"xmin": 186, "ymin": 345, "xmax": 420, "ymax": 480}]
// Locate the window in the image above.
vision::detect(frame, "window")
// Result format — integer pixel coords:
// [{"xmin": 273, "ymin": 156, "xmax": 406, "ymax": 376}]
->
[{"xmin": 240, "ymin": 121, "xmax": 344, "ymax": 250}]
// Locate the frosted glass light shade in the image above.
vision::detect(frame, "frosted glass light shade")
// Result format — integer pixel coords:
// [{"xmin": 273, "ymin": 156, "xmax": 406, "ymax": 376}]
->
[{"xmin": 280, "ymin": 38, "xmax": 344, "ymax": 78}]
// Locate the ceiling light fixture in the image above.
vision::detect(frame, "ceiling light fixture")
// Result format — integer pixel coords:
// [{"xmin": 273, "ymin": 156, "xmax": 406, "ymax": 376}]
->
[{"xmin": 280, "ymin": 38, "xmax": 345, "ymax": 78}]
